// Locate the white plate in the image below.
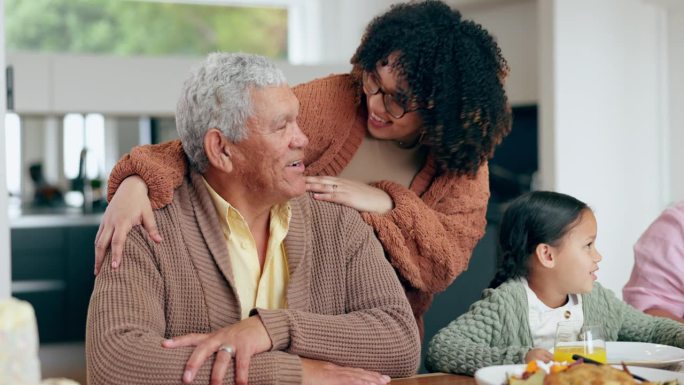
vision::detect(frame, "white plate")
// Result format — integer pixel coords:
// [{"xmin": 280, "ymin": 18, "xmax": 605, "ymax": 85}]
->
[
  {"xmin": 474, "ymin": 364, "xmax": 684, "ymax": 385},
  {"xmin": 605, "ymin": 342, "xmax": 684, "ymax": 368}
]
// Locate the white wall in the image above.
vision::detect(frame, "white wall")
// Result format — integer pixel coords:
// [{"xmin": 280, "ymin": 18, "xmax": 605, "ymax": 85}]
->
[
  {"xmin": 460, "ymin": 0, "xmax": 537, "ymax": 106},
  {"xmin": 539, "ymin": 0, "xmax": 667, "ymax": 296},
  {"xmin": 1, "ymin": 0, "xmax": 11, "ymax": 300},
  {"xmin": 668, "ymin": 7, "xmax": 684, "ymax": 202},
  {"xmin": 289, "ymin": 0, "xmax": 397, "ymax": 64}
]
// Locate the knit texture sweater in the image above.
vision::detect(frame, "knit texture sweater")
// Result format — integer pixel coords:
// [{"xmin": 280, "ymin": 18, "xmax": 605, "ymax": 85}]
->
[
  {"xmin": 87, "ymin": 172, "xmax": 421, "ymax": 385},
  {"xmin": 425, "ymin": 279, "xmax": 684, "ymax": 376},
  {"xmin": 106, "ymin": 74, "xmax": 490, "ymax": 334}
]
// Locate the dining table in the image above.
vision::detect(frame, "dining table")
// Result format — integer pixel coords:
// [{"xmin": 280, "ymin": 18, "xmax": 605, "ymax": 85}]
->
[{"xmin": 391, "ymin": 373, "xmax": 475, "ymax": 385}]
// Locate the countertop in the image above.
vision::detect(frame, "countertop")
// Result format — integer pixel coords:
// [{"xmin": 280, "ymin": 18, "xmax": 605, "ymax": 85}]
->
[{"xmin": 9, "ymin": 205, "xmax": 103, "ymax": 228}]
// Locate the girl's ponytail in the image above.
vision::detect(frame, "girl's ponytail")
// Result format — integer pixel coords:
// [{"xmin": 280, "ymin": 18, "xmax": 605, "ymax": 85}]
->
[{"xmin": 489, "ymin": 250, "xmax": 519, "ymax": 288}]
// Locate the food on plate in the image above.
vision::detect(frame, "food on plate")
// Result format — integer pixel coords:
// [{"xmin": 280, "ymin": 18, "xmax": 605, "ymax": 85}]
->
[
  {"xmin": 545, "ymin": 364, "xmax": 635, "ymax": 385},
  {"xmin": 506, "ymin": 360, "xmax": 680, "ymax": 385}
]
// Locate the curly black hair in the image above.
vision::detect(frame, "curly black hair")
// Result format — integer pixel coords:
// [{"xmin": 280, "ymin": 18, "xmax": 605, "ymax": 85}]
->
[{"xmin": 350, "ymin": 0, "xmax": 512, "ymax": 176}]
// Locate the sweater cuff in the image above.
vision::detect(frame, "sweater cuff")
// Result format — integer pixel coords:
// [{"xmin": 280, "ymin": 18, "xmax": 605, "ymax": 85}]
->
[
  {"xmin": 107, "ymin": 156, "xmax": 136, "ymax": 203},
  {"xmin": 274, "ymin": 352, "xmax": 302, "ymax": 385},
  {"xmin": 251, "ymin": 309, "xmax": 292, "ymax": 351},
  {"xmin": 361, "ymin": 180, "xmax": 413, "ymax": 223},
  {"xmin": 505, "ymin": 346, "xmax": 530, "ymax": 365}
]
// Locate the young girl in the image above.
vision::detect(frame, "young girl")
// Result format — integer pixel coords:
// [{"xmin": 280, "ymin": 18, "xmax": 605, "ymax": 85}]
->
[{"xmin": 425, "ymin": 191, "xmax": 684, "ymax": 376}]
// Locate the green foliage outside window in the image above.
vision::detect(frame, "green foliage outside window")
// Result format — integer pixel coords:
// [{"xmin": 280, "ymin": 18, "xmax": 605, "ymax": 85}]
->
[{"xmin": 5, "ymin": 0, "xmax": 288, "ymax": 59}]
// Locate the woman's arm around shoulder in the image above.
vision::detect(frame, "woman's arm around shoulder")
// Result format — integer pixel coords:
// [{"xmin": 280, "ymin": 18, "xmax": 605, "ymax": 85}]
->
[
  {"xmin": 107, "ymin": 139, "xmax": 188, "ymax": 208},
  {"xmin": 362, "ymin": 162, "xmax": 490, "ymax": 293},
  {"xmin": 95, "ymin": 140, "xmax": 188, "ymax": 274}
]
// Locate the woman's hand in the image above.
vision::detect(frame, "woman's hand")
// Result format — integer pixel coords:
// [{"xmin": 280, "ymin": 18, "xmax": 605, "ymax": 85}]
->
[
  {"xmin": 524, "ymin": 348, "xmax": 553, "ymax": 363},
  {"xmin": 162, "ymin": 315, "xmax": 272, "ymax": 385},
  {"xmin": 94, "ymin": 176, "xmax": 161, "ymax": 275},
  {"xmin": 305, "ymin": 176, "xmax": 394, "ymax": 214}
]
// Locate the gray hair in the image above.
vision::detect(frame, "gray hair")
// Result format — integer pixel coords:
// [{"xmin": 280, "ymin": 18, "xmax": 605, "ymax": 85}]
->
[{"xmin": 176, "ymin": 52, "xmax": 287, "ymax": 172}]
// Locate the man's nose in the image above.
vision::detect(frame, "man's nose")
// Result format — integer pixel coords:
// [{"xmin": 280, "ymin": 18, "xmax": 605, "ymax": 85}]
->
[{"xmin": 291, "ymin": 122, "xmax": 308, "ymax": 148}]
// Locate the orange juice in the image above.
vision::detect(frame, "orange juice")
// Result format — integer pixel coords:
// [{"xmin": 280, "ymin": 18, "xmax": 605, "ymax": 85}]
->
[{"xmin": 553, "ymin": 345, "xmax": 607, "ymax": 363}]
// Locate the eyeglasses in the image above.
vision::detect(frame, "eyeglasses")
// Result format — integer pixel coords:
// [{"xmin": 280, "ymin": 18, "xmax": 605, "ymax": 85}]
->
[{"xmin": 362, "ymin": 70, "xmax": 421, "ymax": 119}]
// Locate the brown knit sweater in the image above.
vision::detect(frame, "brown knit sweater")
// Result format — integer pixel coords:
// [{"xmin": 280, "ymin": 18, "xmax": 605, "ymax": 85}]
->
[
  {"xmin": 87, "ymin": 172, "xmax": 420, "ymax": 385},
  {"xmin": 107, "ymin": 74, "xmax": 490, "ymax": 334}
]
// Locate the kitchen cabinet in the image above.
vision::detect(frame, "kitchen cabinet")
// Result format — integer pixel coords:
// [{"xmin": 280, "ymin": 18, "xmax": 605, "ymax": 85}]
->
[{"xmin": 11, "ymin": 221, "xmax": 98, "ymax": 343}]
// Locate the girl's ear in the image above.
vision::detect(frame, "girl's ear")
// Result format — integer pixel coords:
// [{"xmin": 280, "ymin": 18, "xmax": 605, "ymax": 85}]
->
[
  {"xmin": 534, "ymin": 243, "xmax": 556, "ymax": 268},
  {"xmin": 204, "ymin": 129, "xmax": 233, "ymax": 173}
]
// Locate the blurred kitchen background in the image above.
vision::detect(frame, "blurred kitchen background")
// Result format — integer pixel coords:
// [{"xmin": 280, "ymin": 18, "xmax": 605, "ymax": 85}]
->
[{"xmin": 1, "ymin": 0, "xmax": 684, "ymax": 382}]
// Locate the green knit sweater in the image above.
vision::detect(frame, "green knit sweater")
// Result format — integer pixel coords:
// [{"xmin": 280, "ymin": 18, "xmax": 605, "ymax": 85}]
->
[{"xmin": 425, "ymin": 279, "xmax": 684, "ymax": 376}]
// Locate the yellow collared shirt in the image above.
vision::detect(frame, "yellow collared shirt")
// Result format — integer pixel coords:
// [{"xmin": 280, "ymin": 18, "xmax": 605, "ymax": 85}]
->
[{"xmin": 203, "ymin": 178, "xmax": 290, "ymax": 320}]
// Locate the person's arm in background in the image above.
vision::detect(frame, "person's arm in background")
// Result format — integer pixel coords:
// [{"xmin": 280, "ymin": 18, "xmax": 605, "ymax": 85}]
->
[
  {"xmin": 361, "ymin": 163, "xmax": 489, "ymax": 294},
  {"xmin": 623, "ymin": 202, "xmax": 684, "ymax": 323},
  {"xmin": 644, "ymin": 309, "xmax": 684, "ymax": 323}
]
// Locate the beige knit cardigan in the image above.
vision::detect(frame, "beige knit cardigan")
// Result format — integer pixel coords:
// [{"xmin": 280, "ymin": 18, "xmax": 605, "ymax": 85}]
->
[
  {"xmin": 107, "ymin": 74, "xmax": 490, "ymax": 335},
  {"xmin": 87, "ymin": 172, "xmax": 421, "ymax": 385}
]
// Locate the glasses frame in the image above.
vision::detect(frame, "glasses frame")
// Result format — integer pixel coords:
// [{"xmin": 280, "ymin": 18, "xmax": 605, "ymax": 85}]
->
[{"xmin": 362, "ymin": 70, "xmax": 422, "ymax": 119}]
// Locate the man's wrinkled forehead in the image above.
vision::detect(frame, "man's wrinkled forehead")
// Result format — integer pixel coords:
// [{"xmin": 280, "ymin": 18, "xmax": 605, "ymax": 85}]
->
[{"xmin": 247, "ymin": 86, "xmax": 298, "ymax": 123}]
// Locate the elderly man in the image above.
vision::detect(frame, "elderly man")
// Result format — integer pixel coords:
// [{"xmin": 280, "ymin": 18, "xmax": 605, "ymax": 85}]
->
[{"xmin": 86, "ymin": 53, "xmax": 420, "ymax": 385}]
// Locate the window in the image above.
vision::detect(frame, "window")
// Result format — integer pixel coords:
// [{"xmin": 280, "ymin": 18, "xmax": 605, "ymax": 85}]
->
[
  {"xmin": 84, "ymin": 114, "xmax": 105, "ymax": 180},
  {"xmin": 63, "ymin": 113, "xmax": 105, "ymax": 180},
  {"xmin": 4, "ymin": 113, "xmax": 21, "ymax": 196},
  {"xmin": 5, "ymin": 0, "xmax": 288, "ymax": 59}
]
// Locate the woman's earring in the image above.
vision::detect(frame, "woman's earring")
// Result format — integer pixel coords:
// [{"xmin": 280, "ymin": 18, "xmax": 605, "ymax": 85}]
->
[
  {"xmin": 396, "ymin": 130, "xmax": 426, "ymax": 149},
  {"xmin": 417, "ymin": 130, "xmax": 426, "ymax": 144}
]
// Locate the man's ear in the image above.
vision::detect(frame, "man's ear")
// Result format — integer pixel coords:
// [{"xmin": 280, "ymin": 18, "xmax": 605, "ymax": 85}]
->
[
  {"xmin": 534, "ymin": 243, "xmax": 557, "ymax": 268},
  {"xmin": 204, "ymin": 129, "xmax": 233, "ymax": 173}
]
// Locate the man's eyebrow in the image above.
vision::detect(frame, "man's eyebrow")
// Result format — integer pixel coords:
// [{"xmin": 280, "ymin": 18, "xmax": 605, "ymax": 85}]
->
[
  {"xmin": 272, "ymin": 107, "xmax": 298, "ymax": 125},
  {"xmin": 271, "ymin": 113, "xmax": 287, "ymax": 125}
]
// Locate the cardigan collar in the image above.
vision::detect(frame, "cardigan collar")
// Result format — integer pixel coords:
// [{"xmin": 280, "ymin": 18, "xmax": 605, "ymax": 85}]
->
[{"xmin": 180, "ymin": 171, "xmax": 313, "ymax": 321}]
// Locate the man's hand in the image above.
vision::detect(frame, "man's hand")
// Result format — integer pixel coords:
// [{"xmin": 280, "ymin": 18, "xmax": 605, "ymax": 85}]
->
[
  {"xmin": 301, "ymin": 358, "xmax": 391, "ymax": 385},
  {"xmin": 94, "ymin": 175, "xmax": 161, "ymax": 274},
  {"xmin": 162, "ymin": 315, "xmax": 272, "ymax": 385},
  {"xmin": 524, "ymin": 348, "xmax": 553, "ymax": 363},
  {"xmin": 306, "ymin": 176, "xmax": 394, "ymax": 214}
]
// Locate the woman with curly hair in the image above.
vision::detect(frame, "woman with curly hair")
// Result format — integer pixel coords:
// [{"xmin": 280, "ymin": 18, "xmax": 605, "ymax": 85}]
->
[{"xmin": 95, "ymin": 0, "xmax": 512, "ymax": 337}]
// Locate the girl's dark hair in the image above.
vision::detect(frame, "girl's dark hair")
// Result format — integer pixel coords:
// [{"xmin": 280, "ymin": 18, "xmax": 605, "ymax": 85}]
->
[
  {"xmin": 489, "ymin": 191, "xmax": 589, "ymax": 288},
  {"xmin": 350, "ymin": 0, "xmax": 512, "ymax": 176}
]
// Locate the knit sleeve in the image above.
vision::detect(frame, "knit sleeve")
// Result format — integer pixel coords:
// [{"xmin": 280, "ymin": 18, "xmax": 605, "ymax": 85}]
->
[
  {"xmin": 595, "ymin": 285, "xmax": 684, "ymax": 348},
  {"xmin": 86, "ymin": 227, "xmax": 302, "ymax": 385},
  {"xmin": 107, "ymin": 139, "xmax": 188, "ymax": 209},
  {"xmin": 253, "ymin": 206, "xmax": 420, "ymax": 378},
  {"xmin": 361, "ymin": 163, "xmax": 489, "ymax": 293},
  {"xmin": 424, "ymin": 287, "xmax": 529, "ymax": 376}
]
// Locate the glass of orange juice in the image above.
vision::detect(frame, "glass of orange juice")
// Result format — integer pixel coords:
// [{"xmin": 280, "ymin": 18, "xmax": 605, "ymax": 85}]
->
[{"xmin": 553, "ymin": 323, "xmax": 607, "ymax": 363}]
